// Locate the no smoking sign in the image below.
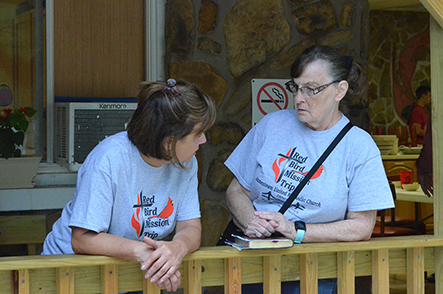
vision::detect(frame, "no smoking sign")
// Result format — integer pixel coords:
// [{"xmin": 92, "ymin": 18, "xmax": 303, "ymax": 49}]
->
[{"xmin": 252, "ymin": 79, "xmax": 294, "ymax": 126}]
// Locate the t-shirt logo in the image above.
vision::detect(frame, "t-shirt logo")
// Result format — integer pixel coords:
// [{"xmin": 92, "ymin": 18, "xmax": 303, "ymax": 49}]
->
[
  {"xmin": 149, "ymin": 197, "xmax": 174, "ymax": 219},
  {"xmin": 272, "ymin": 147, "xmax": 324, "ymax": 185},
  {"xmin": 131, "ymin": 191, "xmax": 174, "ymax": 239}
]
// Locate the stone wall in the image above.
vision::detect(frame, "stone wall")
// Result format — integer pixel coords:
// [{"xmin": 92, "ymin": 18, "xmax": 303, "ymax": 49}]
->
[
  {"xmin": 368, "ymin": 10, "xmax": 430, "ymax": 134},
  {"xmin": 164, "ymin": 0, "xmax": 370, "ymax": 246}
]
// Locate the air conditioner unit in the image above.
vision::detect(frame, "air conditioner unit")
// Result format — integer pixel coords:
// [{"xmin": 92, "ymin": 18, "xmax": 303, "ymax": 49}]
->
[{"xmin": 55, "ymin": 102, "xmax": 137, "ymax": 171}]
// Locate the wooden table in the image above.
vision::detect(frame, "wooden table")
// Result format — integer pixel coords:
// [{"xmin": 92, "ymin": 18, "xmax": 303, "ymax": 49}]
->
[
  {"xmin": 395, "ymin": 187, "xmax": 433, "ymax": 233},
  {"xmin": 395, "ymin": 187, "xmax": 433, "ymax": 204}
]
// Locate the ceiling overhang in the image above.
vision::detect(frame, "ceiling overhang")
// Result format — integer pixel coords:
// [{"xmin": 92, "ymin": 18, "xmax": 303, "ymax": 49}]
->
[
  {"xmin": 369, "ymin": 0, "xmax": 443, "ymax": 29},
  {"xmin": 369, "ymin": 0, "xmax": 424, "ymax": 11},
  {"xmin": 419, "ymin": 0, "xmax": 443, "ymax": 29}
]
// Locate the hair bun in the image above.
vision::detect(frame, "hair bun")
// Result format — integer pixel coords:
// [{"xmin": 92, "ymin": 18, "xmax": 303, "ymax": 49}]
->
[
  {"xmin": 162, "ymin": 78, "xmax": 180, "ymax": 94},
  {"xmin": 345, "ymin": 56, "xmax": 353, "ymax": 71}
]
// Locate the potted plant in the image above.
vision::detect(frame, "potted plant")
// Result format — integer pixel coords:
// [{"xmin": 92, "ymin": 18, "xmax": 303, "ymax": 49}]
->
[
  {"xmin": 0, "ymin": 107, "xmax": 37, "ymax": 158},
  {"xmin": 0, "ymin": 107, "xmax": 42, "ymax": 189}
]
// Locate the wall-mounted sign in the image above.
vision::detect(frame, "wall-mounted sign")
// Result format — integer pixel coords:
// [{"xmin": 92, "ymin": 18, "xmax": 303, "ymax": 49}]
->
[{"xmin": 252, "ymin": 79, "xmax": 294, "ymax": 126}]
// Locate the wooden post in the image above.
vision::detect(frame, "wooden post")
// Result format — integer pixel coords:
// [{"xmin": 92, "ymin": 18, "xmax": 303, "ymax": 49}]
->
[
  {"xmin": 225, "ymin": 257, "xmax": 241, "ymax": 294},
  {"xmin": 56, "ymin": 267, "xmax": 74, "ymax": 294},
  {"xmin": 185, "ymin": 259, "xmax": 202, "ymax": 294},
  {"xmin": 372, "ymin": 249, "xmax": 389, "ymax": 294},
  {"xmin": 337, "ymin": 251, "xmax": 355, "ymax": 294},
  {"xmin": 12, "ymin": 269, "xmax": 30, "ymax": 294},
  {"xmin": 143, "ymin": 278, "xmax": 161, "ymax": 294},
  {"xmin": 263, "ymin": 255, "xmax": 281, "ymax": 294},
  {"xmin": 429, "ymin": 14, "xmax": 443, "ymax": 294},
  {"xmin": 300, "ymin": 253, "xmax": 318, "ymax": 294},
  {"xmin": 101, "ymin": 264, "xmax": 118, "ymax": 294},
  {"xmin": 407, "ymin": 247, "xmax": 425, "ymax": 294}
]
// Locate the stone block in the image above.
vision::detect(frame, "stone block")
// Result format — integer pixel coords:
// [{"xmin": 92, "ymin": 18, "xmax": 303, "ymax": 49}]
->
[
  {"xmin": 271, "ymin": 38, "xmax": 316, "ymax": 71},
  {"xmin": 200, "ymin": 199, "xmax": 230, "ymax": 246},
  {"xmin": 198, "ymin": 0, "xmax": 218, "ymax": 34},
  {"xmin": 318, "ymin": 29, "xmax": 355, "ymax": 48},
  {"xmin": 198, "ymin": 37, "xmax": 222, "ymax": 55},
  {"xmin": 167, "ymin": 0, "xmax": 195, "ymax": 57},
  {"xmin": 170, "ymin": 61, "xmax": 229, "ymax": 107},
  {"xmin": 206, "ymin": 148, "xmax": 235, "ymax": 193},
  {"xmin": 224, "ymin": 0, "xmax": 290, "ymax": 77},
  {"xmin": 223, "ymin": 78, "xmax": 253, "ymax": 116},
  {"xmin": 207, "ymin": 122, "xmax": 245, "ymax": 146},
  {"xmin": 293, "ymin": 0, "xmax": 337, "ymax": 35},
  {"xmin": 340, "ymin": 2, "xmax": 353, "ymax": 27}
]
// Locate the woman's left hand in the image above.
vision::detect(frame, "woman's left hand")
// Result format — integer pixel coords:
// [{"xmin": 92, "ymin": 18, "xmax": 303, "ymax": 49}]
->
[
  {"xmin": 254, "ymin": 211, "xmax": 296, "ymax": 240},
  {"xmin": 155, "ymin": 269, "xmax": 181, "ymax": 292},
  {"xmin": 140, "ymin": 237, "xmax": 185, "ymax": 289}
]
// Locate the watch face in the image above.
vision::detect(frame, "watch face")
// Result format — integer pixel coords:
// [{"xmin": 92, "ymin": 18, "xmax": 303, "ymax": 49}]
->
[{"xmin": 295, "ymin": 221, "xmax": 306, "ymax": 231}]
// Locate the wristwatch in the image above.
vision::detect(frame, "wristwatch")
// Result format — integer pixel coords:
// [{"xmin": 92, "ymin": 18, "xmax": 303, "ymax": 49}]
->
[{"xmin": 293, "ymin": 221, "xmax": 306, "ymax": 244}]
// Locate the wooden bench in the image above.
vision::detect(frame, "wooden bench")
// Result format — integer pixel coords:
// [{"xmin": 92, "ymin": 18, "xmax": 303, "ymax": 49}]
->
[
  {"xmin": 0, "ymin": 211, "xmax": 61, "ymax": 255},
  {"xmin": 0, "ymin": 215, "xmax": 47, "ymax": 255}
]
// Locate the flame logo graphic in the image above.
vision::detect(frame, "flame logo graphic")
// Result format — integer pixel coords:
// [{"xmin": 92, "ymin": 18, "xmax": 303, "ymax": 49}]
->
[
  {"xmin": 272, "ymin": 149, "xmax": 292, "ymax": 182},
  {"xmin": 131, "ymin": 193, "xmax": 142, "ymax": 238}
]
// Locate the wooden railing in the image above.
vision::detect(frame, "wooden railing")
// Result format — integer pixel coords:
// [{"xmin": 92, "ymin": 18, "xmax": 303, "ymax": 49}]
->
[{"xmin": 0, "ymin": 235, "xmax": 442, "ymax": 293}]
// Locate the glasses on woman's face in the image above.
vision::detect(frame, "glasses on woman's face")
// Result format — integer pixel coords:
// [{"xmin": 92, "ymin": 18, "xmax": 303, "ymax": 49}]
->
[{"xmin": 285, "ymin": 80, "xmax": 341, "ymax": 98}]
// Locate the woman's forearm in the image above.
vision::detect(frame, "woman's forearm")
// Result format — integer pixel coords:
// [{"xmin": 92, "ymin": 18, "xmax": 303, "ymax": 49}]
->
[
  {"xmin": 171, "ymin": 219, "xmax": 202, "ymax": 259},
  {"xmin": 226, "ymin": 177, "xmax": 256, "ymax": 231},
  {"xmin": 71, "ymin": 227, "xmax": 152, "ymax": 263},
  {"xmin": 302, "ymin": 210, "xmax": 377, "ymax": 243}
]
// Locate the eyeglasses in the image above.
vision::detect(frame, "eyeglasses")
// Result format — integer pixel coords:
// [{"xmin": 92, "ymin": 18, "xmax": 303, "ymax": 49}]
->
[{"xmin": 285, "ymin": 80, "xmax": 341, "ymax": 98}]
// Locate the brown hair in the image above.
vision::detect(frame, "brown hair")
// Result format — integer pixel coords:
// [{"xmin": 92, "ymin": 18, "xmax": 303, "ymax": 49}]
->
[
  {"xmin": 290, "ymin": 45, "xmax": 364, "ymax": 99},
  {"xmin": 127, "ymin": 80, "xmax": 216, "ymax": 167}
]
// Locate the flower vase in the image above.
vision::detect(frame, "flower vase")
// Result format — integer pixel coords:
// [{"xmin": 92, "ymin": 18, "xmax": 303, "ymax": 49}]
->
[{"xmin": 0, "ymin": 156, "xmax": 41, "ymax": 189}]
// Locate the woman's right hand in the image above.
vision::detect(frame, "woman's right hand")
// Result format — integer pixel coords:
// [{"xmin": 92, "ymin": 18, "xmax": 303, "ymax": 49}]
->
[
  {"xmin": 243, "ymin": 214, "xmax": 277, "ymax": 238},
  {"xmin": 136, "ymin": 241, "xmax": 182, "ymax": 291},
  {"xmin": 153, "ymin": 269, "xmax": 181, "ymax": 292},
  {"xmin": 226, "ymin": 177, "xmax": 277, "ymax": 238},
  {"xmin": 71, "ymin": 227, "xmax": 182, "ymax": 291}
]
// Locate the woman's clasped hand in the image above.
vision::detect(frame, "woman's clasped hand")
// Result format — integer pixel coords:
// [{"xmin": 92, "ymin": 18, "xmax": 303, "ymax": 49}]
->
[{"xmin": 140, "ymin": 237, "xmax": 184, "ymax": 291}]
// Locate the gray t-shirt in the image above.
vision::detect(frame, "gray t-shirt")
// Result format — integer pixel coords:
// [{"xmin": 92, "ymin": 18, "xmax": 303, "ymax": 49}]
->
[
  {"xmin": 43, "ymin": 132, "xmax": 200, "ymax": 255},
  {"xmin": 225, "ymin": 110, "xmax": 394, "ymax": 223}
]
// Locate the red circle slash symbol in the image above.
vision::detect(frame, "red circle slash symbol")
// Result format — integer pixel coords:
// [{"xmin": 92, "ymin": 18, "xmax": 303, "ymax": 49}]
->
[{"xmin": 257, "ymin": 82, "xmax": 289, "ymax": 115}]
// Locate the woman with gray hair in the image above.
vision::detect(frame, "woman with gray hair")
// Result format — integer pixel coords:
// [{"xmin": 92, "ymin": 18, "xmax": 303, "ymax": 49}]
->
[{"xmin": 223, "ymin": 46, "xmax": 394, "ymax": 293}]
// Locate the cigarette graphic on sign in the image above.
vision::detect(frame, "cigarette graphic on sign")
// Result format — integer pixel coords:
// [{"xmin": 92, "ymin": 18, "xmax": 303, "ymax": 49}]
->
[
  {"xmin": 261, "ymin": 87, "xmax": 285, "ymax": 103},
  {"xmin": 257, "ymin": 82, "xmax": 288, "ymax": 114},
  {"xmin": 252, "ymin": 79, "xmax": 293, "ymax": 126}
]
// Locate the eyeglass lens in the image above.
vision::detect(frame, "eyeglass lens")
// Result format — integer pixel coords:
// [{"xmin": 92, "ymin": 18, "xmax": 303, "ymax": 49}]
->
[
  {"xmin": 286, "ymin": 80, "xmax": 339, "ymax": 97},
  {"xmin": 286, "ymin": 80, "xmax": 314, "ymax": 97}
]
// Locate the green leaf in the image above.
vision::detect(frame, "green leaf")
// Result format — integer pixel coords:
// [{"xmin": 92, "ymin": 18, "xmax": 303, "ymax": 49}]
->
[
  {"xmin": 25, "ymin": 107, "xmax": 37, "ymax": 118},
  {"xmin": 18, "ymin": 120, "xmax": 29, "ymax": 132}
]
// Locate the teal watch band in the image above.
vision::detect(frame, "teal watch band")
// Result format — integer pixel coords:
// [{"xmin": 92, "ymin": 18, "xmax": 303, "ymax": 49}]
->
[
  {"xmin": 293, "ymin": 221, "xmax": 306, "ymax": 244},
  {"xmin": 294, "ymin": 228, "xmax": 305, "ymax": 244}
]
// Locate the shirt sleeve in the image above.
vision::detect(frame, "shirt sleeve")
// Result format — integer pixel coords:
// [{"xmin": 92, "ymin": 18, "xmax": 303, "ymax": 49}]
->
[
  {"xmin": 346, "ymin": 132, "xmax": 395, "ymax": 211},
  {"xmin": 175, "ymin": 156, "xmax": 201, "ymax": 221},
  {"xmin": 69, "ymin": 166, "xmax": 115, "ymax": 233},
  {"xmin": 224, "ymin": 122, "xmax": 266, "ymax": 191}
]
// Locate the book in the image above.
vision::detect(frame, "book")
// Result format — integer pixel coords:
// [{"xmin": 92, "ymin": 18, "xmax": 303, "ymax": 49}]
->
[{"xmin": 231, "ymin": 234, "xmax": 294, "ymax": 249}]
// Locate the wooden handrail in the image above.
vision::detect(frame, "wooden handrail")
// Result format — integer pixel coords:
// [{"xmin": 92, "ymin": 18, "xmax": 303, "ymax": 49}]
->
[{"xmin": 1, "ymin": 235, "xmax": 442, "ymax": 293}]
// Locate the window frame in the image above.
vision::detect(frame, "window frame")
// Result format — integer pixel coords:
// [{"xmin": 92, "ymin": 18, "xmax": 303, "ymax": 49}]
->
[{"xmin": 39, "ymin": 0, "xmax": 165, "ymax": 181}]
